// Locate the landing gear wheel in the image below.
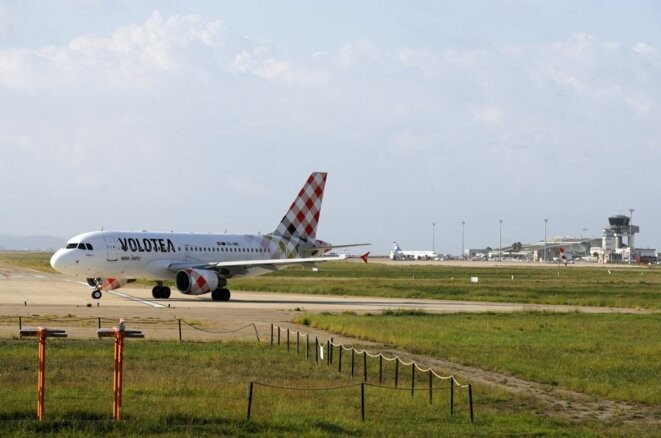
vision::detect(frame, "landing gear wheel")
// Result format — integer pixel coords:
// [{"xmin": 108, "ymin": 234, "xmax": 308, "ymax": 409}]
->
[
  {"xmin": 151, "ymin": 286, "xmax": 171, "ymax": 299},
  {"xmin": 211, "ymin": 289, "xmax": 222, "ymax": 301},
  {"xmin": 91, "ymin": 290, "xmax": 102, "ymax": 300},
  {"xmin": 220, "ymin": 288, "xmax": 231, "ymax": 302}
]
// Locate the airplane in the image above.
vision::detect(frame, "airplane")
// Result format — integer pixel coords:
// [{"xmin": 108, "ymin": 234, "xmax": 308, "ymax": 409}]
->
[
  {"xmin": 389, "ymin": 241, "xmax": 440, "ymax": 261},
  {"xmin": 50, "ymin": 172, "xmax": 368, "ymax": 301}
]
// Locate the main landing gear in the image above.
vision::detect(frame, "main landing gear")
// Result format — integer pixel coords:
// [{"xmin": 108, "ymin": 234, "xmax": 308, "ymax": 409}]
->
[
  {"xmin": 211, "ymin": 288, "xmax": 231, "ymax": 302},
  {"xmin": 152, "ymin": 282, "xmax": 171, "ymax": 299}
]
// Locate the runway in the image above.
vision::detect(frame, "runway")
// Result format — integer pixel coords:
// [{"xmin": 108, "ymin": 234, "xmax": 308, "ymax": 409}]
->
[{"xmin": 0, "ymin": 262, "xmax": 647, "ymax": 341}]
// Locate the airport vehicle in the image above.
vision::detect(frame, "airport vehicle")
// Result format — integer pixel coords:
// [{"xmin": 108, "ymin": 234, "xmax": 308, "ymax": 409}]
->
[
  {"xmin": 389, "ymin": 241, "xmax": 440, "ymax": 261},
  {"xmin": 50, "ymin": 172, "xmax": 367, "ymax": 301}
]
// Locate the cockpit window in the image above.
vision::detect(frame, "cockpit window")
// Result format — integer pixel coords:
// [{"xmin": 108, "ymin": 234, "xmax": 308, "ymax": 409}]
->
[
  {"xmin": 86, "ymin": 243, "xmax": 93, "ymax": 250},
  {"xmin": 66, "ymin": 243, "xmax": 78, "ymax": 249},
  {"xmin": 77, "ymin": 243, "xmax": 86, "ymax": 250}
]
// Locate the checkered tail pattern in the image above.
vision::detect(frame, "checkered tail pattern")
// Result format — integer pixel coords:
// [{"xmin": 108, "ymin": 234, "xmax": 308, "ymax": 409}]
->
[{"xmin": 273, "ymin": 172, "xmax": 327, "ymax": 239}]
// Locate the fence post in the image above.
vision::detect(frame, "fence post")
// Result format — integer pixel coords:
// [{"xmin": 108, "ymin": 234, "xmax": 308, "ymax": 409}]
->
[
  {"xmin": 296, "ymin": 331, "xmax": 300, "ymax": 354},
  {"xmin": 287, "ymin": 329, "xmax": 290, "ymax": 352},
  {"xmin": 326, "ymin": 340, "xmax": 331, "ymax": 366},
  {"xmin": 18, "ymin": 317, "xmax": 22, "ymax": 337},
  {"xmin": 450, "ymin": 377, "xmax": 454, "ymax": 416},
  {"xmin": 306, "ymin": 333, "xmax": 309, "ymax": 359},
  {"xmin": 363, "ymin": 351, "xmax": 368, "ymax": 382},
  {"xmin": 98, "ymin": 317, "xmax": 101, "ymax": 330},
  {"xmin": 315, "ymin": 337, "xmax": 319, "ymax": 364},
  {"xmin": 361, "ymin": 383, "xmax": 365, "ymax": 422},
  {"xmin": 330, "ymin": 338, "xmax": 333, "ymax": 364},
  {"xmin": 270, "ymin": 324, "xmax": 273, "ymax": 346},
  {"xmin": 395, "ymin": 359, "xmax": 399, "ymax": 388},
  {"xmin": 338, "ymin": 346, "xmax": 343, "ymax": 372},
  {"xmin": 277, "ymin": 326, "xmax": 281, "ymax": 346},
  {"xmin": 468, "ymin": 384, "xmax": 474, "ymax": 423},
  {"xmin": 247, "ymin": 382, "xmax": 254, "ymax": 420},
  {"xmin": 428, "ymin": 370, "xmax": 433, "ymax": 405},
  {"xmin": 379, "ymin": 355, "xmax": 383, "ymax": 384},
  {"xmin": 411, "ymin": 362, "xmax": 416, "ymax": 397},
  {"xmin": 178, "ymin": 319, "xmax": 182, "ymax": 342}
]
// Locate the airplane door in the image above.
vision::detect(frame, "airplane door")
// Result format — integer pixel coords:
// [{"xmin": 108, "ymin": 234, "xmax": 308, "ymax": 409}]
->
[{"xmin": 104, "ymin": 237, "xmax": 118, "ymax": 262}]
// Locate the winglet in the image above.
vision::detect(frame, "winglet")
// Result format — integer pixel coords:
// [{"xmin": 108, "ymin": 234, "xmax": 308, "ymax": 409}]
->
[{"xmin": 360, "ymin": 252, "xmax": 370, "ymax": 263}]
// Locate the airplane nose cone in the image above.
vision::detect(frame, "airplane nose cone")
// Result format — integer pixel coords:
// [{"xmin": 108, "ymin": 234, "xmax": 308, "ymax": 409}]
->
[{"xmin": 50, "ymin": 250, "xmax": 64, "ymax": 271}]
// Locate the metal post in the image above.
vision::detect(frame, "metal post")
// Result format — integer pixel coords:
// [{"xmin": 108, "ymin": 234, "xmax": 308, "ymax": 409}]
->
[
  {"xmin": 277, "ymin": 326, "xmax": 280, "ymax": 346},
  {"xmin": 395, "ymin": 359, "xmax": 399, "ymax": 388},
  {"xmin": 315, "ymin": 337, "xmax": 319, "ymax": 364},
  {"xmin": 37, "ymin": 330, "xmax": 46, "ymax": 421},
  {"xmin": 361, "ymin": 383, "xmax": 365, "ymax": 421},
  {"xmin": 450, "ymin": 377, "xmax": 454, "ymax": 415},
  {"xmin": 379, "ymin": 355, "xmax": 383, "ymax": 384},
  {"xmin": 330, "ymin": 338, "xmax": 333, "ymax": 364},
  {"xmin": 428, "ymin": 370, "xmax": 433, "ymax": 405},
  {"xmin": 296, "ymin": 331, "xmax": 300, "ymax": 354},
  {"xmin": 270, "ymin": 324, "xmax": 273, "ymax": 346},
  {"xmin": 286, "ymin": 329, "xmax": 290, "ymax": 352},
  {"xmin": 338, "ymin": 346, "xmax": 343, "ymax": 372},
  {"xmin": 306, "ymin": 333, "xmax": 309, "ymax": 359},
  {"xmin": 468, "ymin": 384, "xmax": 474, "ymax": 423},
  {"xmin": 411, "ymin": 362, "xmax": 416, "ymax": 397},
  {"xmin": 363, "ymin": 351, "xmax": 368, "ymax": 382},
  {"xmin": 326, "ymin": 340, "xmax": 330, "ymax": 366},
  {"xmin": 247, "ymin": 382, "xmax": 254, "ymax": 420},
  {"xmin": 98, "ymin": 317, "xmax": 101, "ymax": 330},
  {"xmin": 178, "ymin": 319, "xmax": 182, "ymax": 342}
]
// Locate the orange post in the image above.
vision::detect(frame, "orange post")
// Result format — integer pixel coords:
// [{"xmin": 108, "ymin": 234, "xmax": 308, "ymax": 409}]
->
[
  {"xmin": 98, "ymin": 319, "xmax": 143, "ymax": 421},
  {"xmin": 19, "ymin": 326, "xmax": 67, "ymax": 421},
  {"xmin": 37, "ymin": 328, "xmax": 46, "ymax": 420}
]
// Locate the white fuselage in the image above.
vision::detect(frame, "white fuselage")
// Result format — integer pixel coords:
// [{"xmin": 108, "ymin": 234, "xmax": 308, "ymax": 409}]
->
[{"xmin": 50, "ymin": 230, "xmax": 319, "ymax": 281}]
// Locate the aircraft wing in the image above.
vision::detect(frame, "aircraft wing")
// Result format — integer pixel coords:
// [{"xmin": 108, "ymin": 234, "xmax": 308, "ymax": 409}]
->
[{"xmin": 167, "ymin": 254, "xmax": 347, "ymax": 278}]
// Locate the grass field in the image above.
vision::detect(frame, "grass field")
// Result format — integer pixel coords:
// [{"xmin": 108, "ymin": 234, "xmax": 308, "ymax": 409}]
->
[
  {"xmin": 295, "ymin": 310, "xmax": 661, "ymax": 404},
  {"xmin": 234, "ymin": 261, "xmax": 661, "ymax": 309},
  {"xmin": 0, "ymin": 339, "xmax": 654, "ymax": 437}
]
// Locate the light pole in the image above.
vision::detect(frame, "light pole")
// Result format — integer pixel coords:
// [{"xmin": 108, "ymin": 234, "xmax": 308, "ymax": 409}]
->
[
  {"xmin": 544, "ymin": 218, "xmax": 548, "ymax": 263},
  {"xmin": 499, "ymin": 219, "xmax": 503, "ymax": 261},
  {"xmin": 461, "ymin": 221, "xmax": 465, "ymax": 260},
  {"xmin": 432, "ymin": 222, "xmax": 436, "ymax": 253}
]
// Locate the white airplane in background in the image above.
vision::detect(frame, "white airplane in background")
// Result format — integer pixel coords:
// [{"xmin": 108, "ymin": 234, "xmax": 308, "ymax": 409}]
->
[
  {"xmin": 389, "ymin": 241, "xmax": 440, "ymax": 261},
  {"xmin": 50, "ymin": 172, "xmax": 368, "ymax": 301}
]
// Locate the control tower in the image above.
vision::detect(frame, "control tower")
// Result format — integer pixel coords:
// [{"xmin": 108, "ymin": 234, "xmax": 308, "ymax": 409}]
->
[{"xmin": 602, "ymin": 214, "xmax": 639, "ymax": 258}]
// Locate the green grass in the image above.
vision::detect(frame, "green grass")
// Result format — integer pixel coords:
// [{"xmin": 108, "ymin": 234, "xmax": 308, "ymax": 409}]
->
[
  {"xmin": 232, "ymin": 262, "xmax": 661, "ymax": 309},
  {"xmin": 295, "ymin": 311, "xmax": 661, "ymax": 404},
  {"xmin": 0, "ymin": 252, "xmax": 55, "ymax": 272},
  {"xmin": 0, "ymin": 339, "xmax": 653, "ymax": 436}
]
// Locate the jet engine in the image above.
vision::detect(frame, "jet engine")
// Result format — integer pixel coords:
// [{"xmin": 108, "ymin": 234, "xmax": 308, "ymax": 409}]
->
[{"xmin": 176, "ymin": 269, "xmax": 219, "ymax": 295}]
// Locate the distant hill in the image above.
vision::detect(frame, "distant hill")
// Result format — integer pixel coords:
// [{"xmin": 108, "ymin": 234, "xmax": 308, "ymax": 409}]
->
[{"xmin": 0, "ymin": 234, "xmax": 65, "ymax": 252}]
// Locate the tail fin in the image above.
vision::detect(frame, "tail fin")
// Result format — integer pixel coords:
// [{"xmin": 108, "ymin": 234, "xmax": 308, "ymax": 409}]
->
[
  {"xmin": 393, "ymin": 241, "xmax": 403, "ymax": 252},
  {"xmin": 272, "ymin": 172, "xmax": 327, "ymax": 239}
]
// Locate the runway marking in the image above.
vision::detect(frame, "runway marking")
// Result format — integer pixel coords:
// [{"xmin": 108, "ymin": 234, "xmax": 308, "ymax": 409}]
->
[{"xmin": 108, "ymin": 290, "xmax": 167, "ymax": 308}]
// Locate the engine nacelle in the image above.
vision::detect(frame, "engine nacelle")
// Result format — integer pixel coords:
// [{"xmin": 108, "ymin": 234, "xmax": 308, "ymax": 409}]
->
[{"xmin": 176, "ymin": 269, "xmax": 219, "ymax": 295}]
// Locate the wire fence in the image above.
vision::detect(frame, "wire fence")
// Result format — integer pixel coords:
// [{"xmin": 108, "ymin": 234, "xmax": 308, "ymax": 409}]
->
[
  {"xmin": 0, "ymin": 316, "xmax": 474, "ymax": 423},
  {"xmin": 268, "ymin": 324, "xmax": 474, "ymax": 423}
]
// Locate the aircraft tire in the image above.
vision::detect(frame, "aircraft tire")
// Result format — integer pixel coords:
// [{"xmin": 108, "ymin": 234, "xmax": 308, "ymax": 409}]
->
[
  {"xmin": 220, "ymin": 288, "xmax": 231, "ymax": 302},
  {"xmin": 92, "ymin": 290, "xmax": 102, "ymax": 300},
  {"xmin": 151, "ymin": 286, "xmax": 161, "ymax": 299},
  {"xmin": 211, "ymin": 289, "xmax": 222, "ymax": 301},
  {"xmin": 161, "ymin": 287, "xmax": 171, "ymax": 299}
]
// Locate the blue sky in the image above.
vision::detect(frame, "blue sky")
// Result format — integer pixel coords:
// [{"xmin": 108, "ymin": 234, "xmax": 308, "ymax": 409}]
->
[{"xmin": 1, "ymin": 1, "xmax": 659, "ymax": 255}]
